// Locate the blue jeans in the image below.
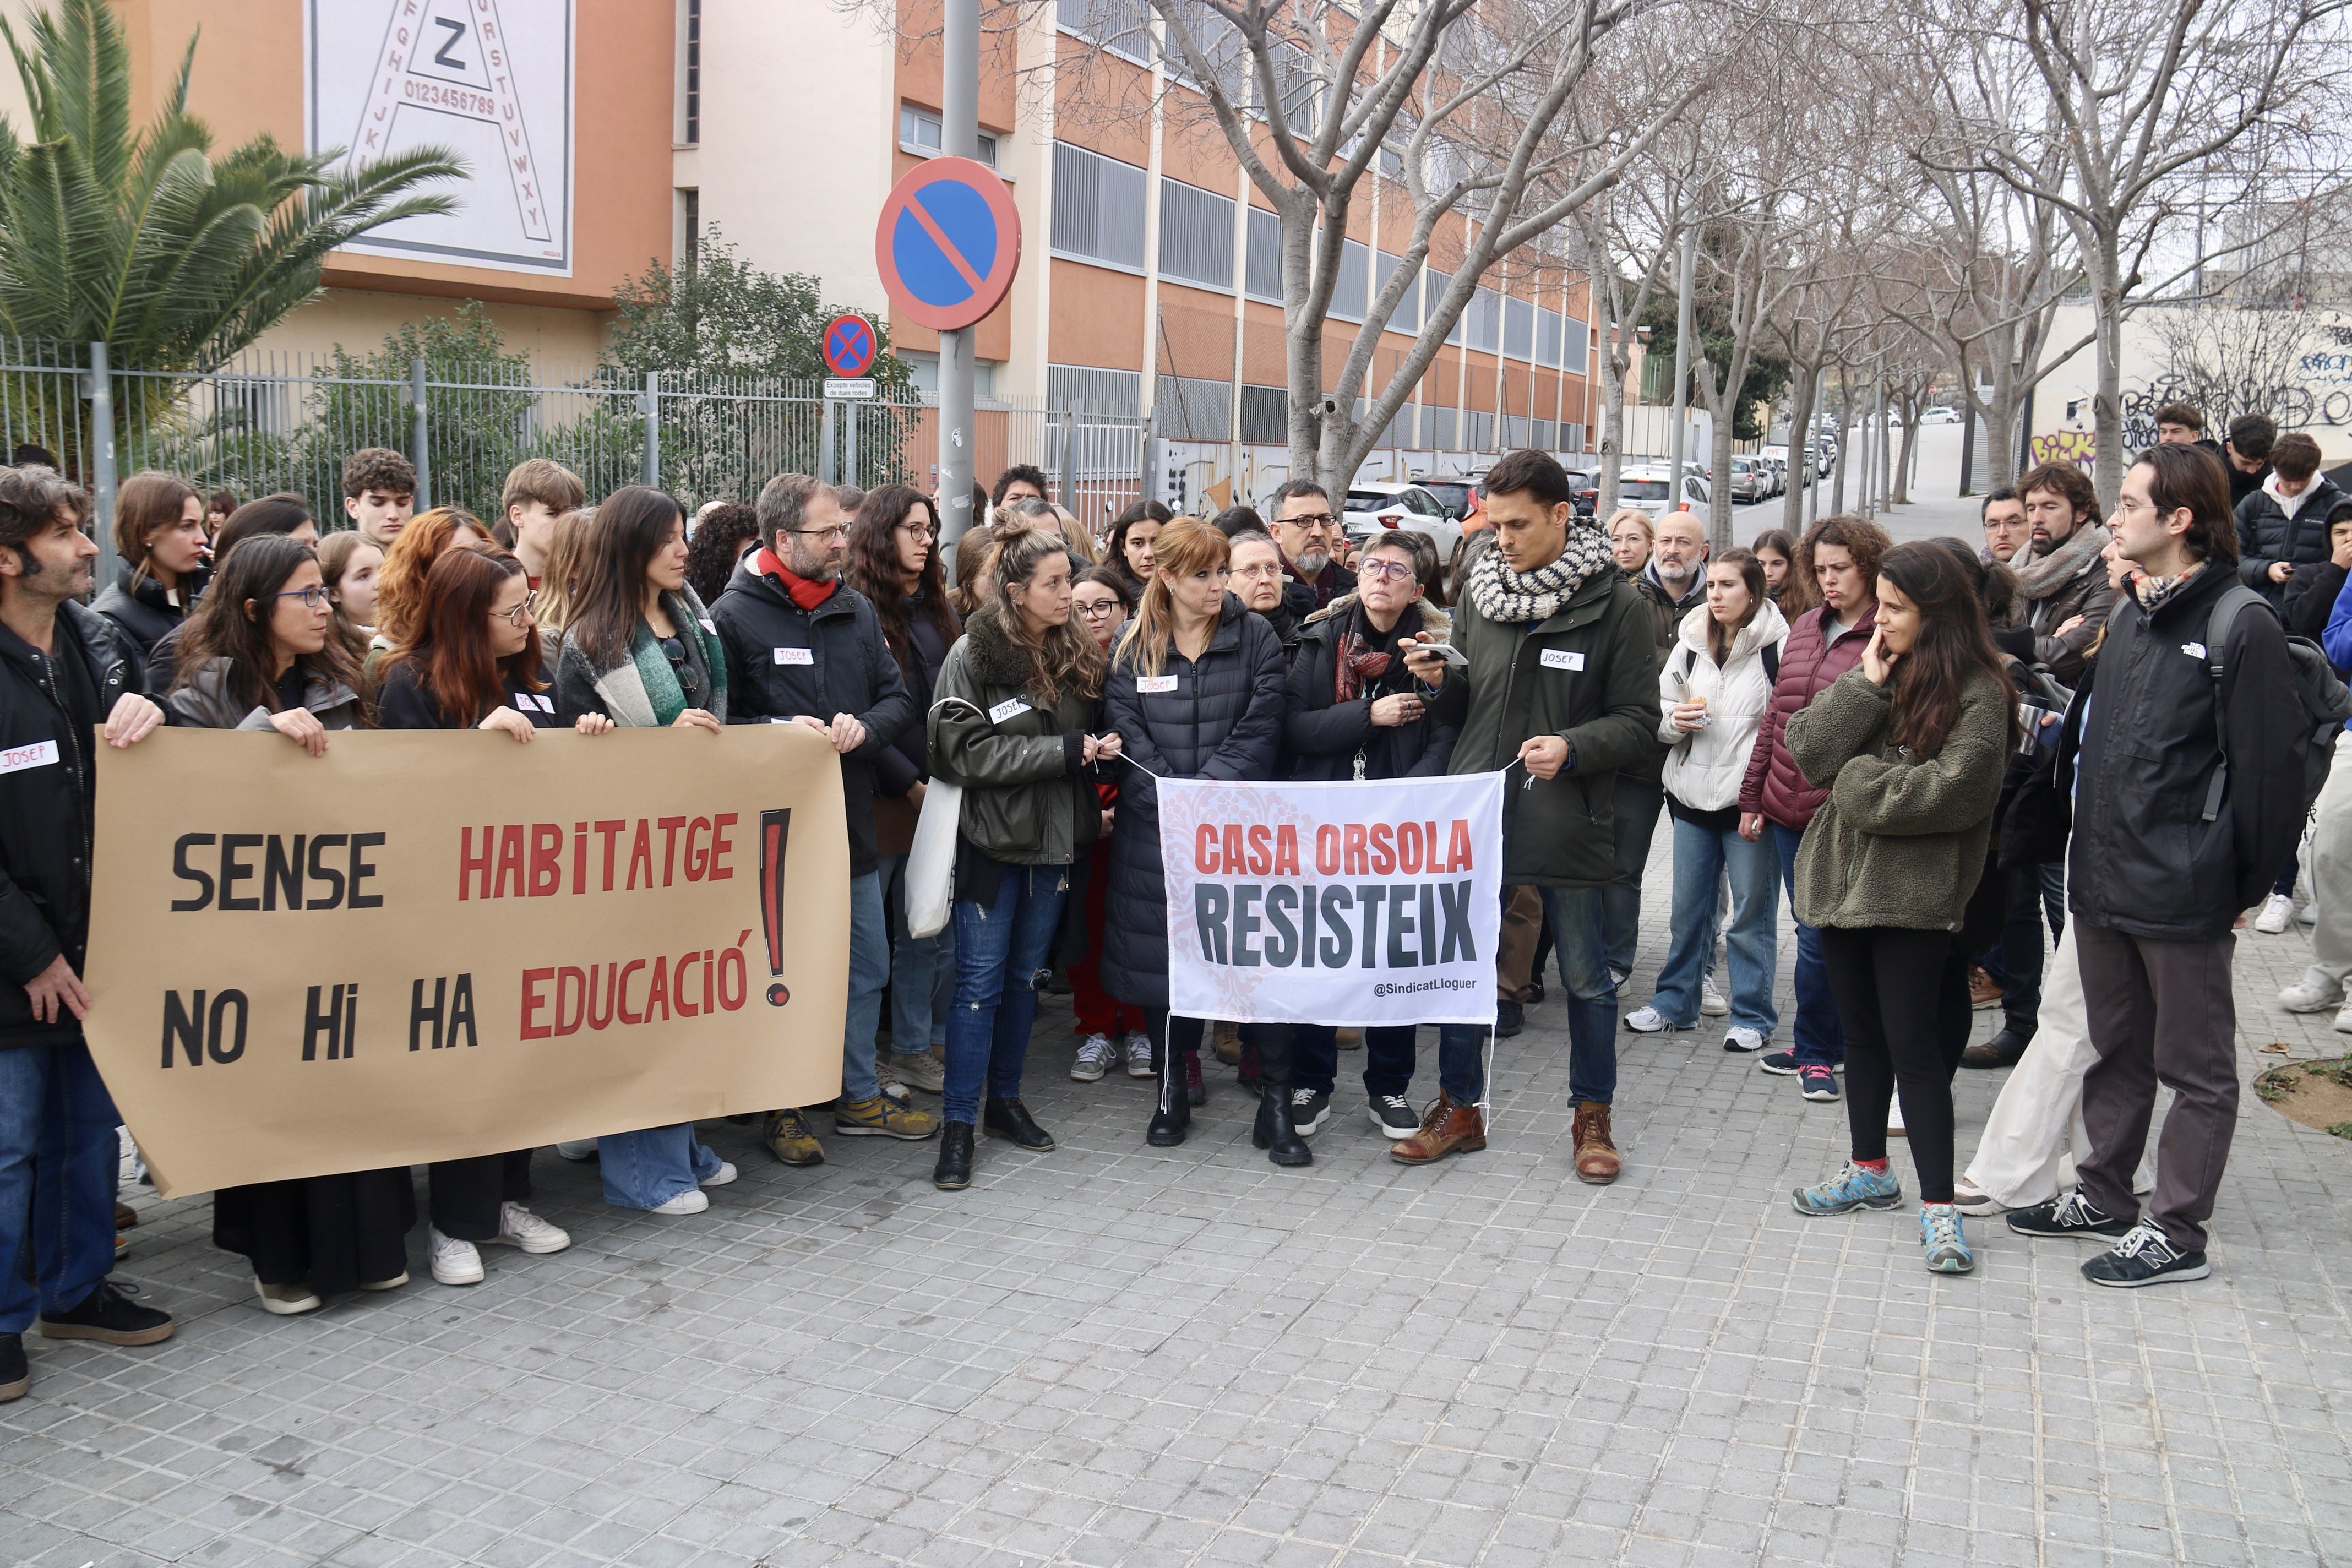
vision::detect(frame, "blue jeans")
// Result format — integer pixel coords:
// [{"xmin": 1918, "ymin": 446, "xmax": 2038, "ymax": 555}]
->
[
  {"xmin": 944, "ymin": 865, "xmax": 1068, "ymax": 1124},
  {"xmin": 598, "ymin": 1124, "xmax": 725, "ymax": 1210},
  {"xmin": 879, "ymin": 852, "xmax": 953, "ymax": 1053},
  {"xmin": 1773, "ymin": 823, "xmax": 1845, "ymax": 1067},
  {"xmin": 841, "ymin": 871, "xmax": 890, "ymax": 1102},
  {"xmin": 0, "ymin": 1041, "xmax": 126, "ymax": 1332},
  {"xmin": 1438, "ymin": 885, "xmax": 1618, "ymax": 1105},
  {"xmin": 1653, "ymin": 815, "xmax": 1780, "ymax": 1034},
  {"xmin": 1605, "ymin": 776, "xmax": 1665, "ymax": 976},
  {"xmin": 1293, "ymin": 1024, "xmax": 1419, "ymax": 1098}
]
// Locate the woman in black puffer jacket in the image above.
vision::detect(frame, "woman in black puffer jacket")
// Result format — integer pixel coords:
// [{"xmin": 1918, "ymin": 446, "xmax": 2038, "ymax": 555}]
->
[{"xmin": 1101, "ymin": 516, "xmax": 1297, "ymax": 1161}]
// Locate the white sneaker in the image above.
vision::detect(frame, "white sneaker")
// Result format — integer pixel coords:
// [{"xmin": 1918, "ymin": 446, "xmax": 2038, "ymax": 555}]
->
[
  {"xmin": 554, "ymin": 1140, "xmax": 597, "ymax": 1161},
  {"xmin": 1722, "ymin": 1026, "xmax": 1767, "ymax": 1053},
  {"xmin": 2280, "ymin": 971, "xmax": 2345, "ymax": 1013},
  {"xmin": 1623, "ymin": 1005, "xmax": 1681, "ymax": 1035},
  {"xmin": 1700, "ymin": 977, "xmax": 1730, "ymax": 1017},
  {"xmin": 1072, "ymin": 1033, "xmax": 1117, "ymax": 1082},
  {"xmin": 649, "ymin": 1188, "xmax": 710, "ymax": 1216},
  {"xmin": 699, "ymin": 1161, "xmax": 738, "ymax": 1188},
  {"xmin": 2255, "ymin": 892, "xmax": 2296, "ymax": 934},
  {"xmin": 1124, "ymin": 1031, "xmax": 1153, "ymax": 1077},
  {"xmin": 491, "ymin": 1203, "xmax": 570, "ymax": 1255},
  {"xmin": 2335, "ymin": 998, "xmax": 2352, "ymax": 1035},
  {"xmin": 1888, "ymin": 1097, "xmax": 1908, "ymax": 1139},
  {"xmin": 428, "ymin": 1227, "xmax": 484, "ymax": 1286}
]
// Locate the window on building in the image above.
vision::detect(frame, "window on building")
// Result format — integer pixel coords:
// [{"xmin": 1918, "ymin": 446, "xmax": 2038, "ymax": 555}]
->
[
  {"xmin": 1056, "ymin": 0, "xmax": 1152, "ymax": 65},
  {"xmin": 1245, "ymin": 207, "xmax": 1283, "ymax": 302},
  {"xmin": 1051, "ymin": 142, "xmax": 1147, "ymax": 270},
  {"xmin": 1426, "ymin": 269, "xmax": 1460, "ymax": 344},
  {"xmin": 899, "ymin": 105, "xmax": 999, "ymax": 168},
  {"xmin": 684, "ymin": 0, "xmax": 700, "ymax": 144},
  {"xmin": 1376, "ymin": 251, "xmax": 1417, "ymax": 332},
  {"xmin": 1468, "ymin": 287, "xmax": 1500, "ymax": 353},
  {"xmin": 1155, "ymin": 375, "xmax": 1232, "ymax": 440},
  {"xmin": 1537, "ymin": 307, "xmax": 1564, "ymax": 367},
  {"xmin": 1048, "ymin": 363, "xmax": 1144, "ymax": 416},
  {"xmin": 681, "ymin": 188, "xmax": 699, "ymax": 273},
  {"xmin": 1505, "ymin": 296, "xmax": 1534, "ymax": 360},
  {"xmin": 1562, "ymin": 317, "xmax": 1589, "ymax": 376},
  {"xmin": 1158, "ymin": 177, "xmax": 1235, "ymax": 291},
  {"xmin": 901, "ymin": 353, "xmax": 998, "ymax": 400},
  {"xmin": 1327, "ymin": 237, "xmax": 1369, "ymax": 322},
  {"xmin": 1427, "ymin": 406, "xmax": 1457, "ymax": 448}
]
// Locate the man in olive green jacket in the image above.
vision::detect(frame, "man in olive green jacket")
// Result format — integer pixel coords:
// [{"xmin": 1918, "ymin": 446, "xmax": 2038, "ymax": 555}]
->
[{"xmin": 1390, "ymin": 449, "xmax": 1660, "ymax": 1180}]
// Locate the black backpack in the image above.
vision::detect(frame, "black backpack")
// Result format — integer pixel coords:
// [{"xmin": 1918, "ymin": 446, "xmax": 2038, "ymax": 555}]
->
[{"xmin": 2190, "ymin": 584, "xmax": 2351, "ymax": 818}]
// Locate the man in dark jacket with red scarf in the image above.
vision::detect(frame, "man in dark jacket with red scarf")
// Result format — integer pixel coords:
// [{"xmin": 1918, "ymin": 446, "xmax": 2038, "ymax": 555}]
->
[{"xmin": 714, "ymin": 475, "xmax": 930, "ymax": 1161}]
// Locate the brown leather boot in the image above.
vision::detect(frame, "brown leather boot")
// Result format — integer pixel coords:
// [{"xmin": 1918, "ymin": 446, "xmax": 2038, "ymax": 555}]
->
[
  {"xmin": 1572, "ymin": 1101, "xmax": 1621, "ymax": 1184},
  {"xmin": 1389, "ymin": 1091, "xmax": 1486, "ymax": 1164}
]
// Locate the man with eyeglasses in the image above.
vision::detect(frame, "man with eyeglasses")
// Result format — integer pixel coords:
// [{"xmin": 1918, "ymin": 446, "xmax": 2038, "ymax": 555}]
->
[
  {"xmin": 0, "ymin": 465, "xmax": 177, "ymax": 1402},
  {"xmin": 711, "ymin": 474, "xmax": 934, "ymax": 1162},
  {"xmin": 1266, "ymin": 480, "xmax": 1358, "ymax": 616}
]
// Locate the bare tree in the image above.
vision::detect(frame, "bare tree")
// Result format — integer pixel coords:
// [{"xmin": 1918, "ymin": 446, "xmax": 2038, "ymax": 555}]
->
[
  {"xmin": 1963, "ymin": 0, "xmax": 2352, "ymax": 505},
  {"xmin": 1048, "ymin": 0, "xmax": 1725, "ymax": 493},
  {"xmin": 1569, "ymin": 143, "xmax": 1695, "ymax": 515}
]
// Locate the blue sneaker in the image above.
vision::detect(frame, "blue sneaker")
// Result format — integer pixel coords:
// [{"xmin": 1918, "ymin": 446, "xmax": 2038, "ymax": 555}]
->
[
  {"xmin": 1921, "ymin": 1203, "xmax": 1974, "ymax": 1273},
  {"xmin": 1792, "ymin": 1161, "xmax": 1902, "ymax": 1216}
]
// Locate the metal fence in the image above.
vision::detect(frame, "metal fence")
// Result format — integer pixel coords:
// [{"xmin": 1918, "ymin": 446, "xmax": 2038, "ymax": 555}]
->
[{"xmin": 0, "ymin": 341, "xmax": 1153, "ymax": 584}]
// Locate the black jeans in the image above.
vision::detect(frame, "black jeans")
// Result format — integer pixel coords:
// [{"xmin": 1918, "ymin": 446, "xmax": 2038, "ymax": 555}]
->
[
  {"xmin": 428, "ymin": 1151, "xmax": 535, "ymax": 1242},
  {"xmin": 1292, "ymin": 1024, "xmax": 1420, "ymax": 1098},
  {"xmin": 1819, "ymin": 927, "xmax": 1970, "ymax": 1202},
  {"xmin": 1145, "ymin": 1012, "xmax": 1291, "ymax": 1086}
]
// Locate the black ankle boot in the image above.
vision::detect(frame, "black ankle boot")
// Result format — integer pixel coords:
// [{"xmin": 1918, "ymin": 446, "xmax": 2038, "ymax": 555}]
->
[
  {"xmin": 1147, "ymin": 1048, "xmax": 1191, "ymax": 1146},
  {"xmin": 982, "ymin": 1097, "xmax": 1055, "ymax": 1151},
  {"xmin": 933, "ymin": 1122, "xmax": 974, "ymax": 1189},
  {"xmin": 1253, "ymin": 1085, "xmax": 1312, "ymax": 1167}
]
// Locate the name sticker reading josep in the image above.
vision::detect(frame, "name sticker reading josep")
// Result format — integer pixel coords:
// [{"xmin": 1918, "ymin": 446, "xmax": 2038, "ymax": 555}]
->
[
  {"xmin": 1137, "ymin": 675, "xmax": 1179, "ymax": 694},
  {"xmin": 773, "ymin": 647, "xmax": 814, "ymax": 666},
  {"xmin": 1540, "ymin": 649, "xmax": 1585, "ymax": 672},
  {"xmin": 988, "ymin": 697, "xmax": 1032, "ymax": 723},
  {"xmin": 0, "ymin": 739, "xmax": 58, "ymax": 774}
]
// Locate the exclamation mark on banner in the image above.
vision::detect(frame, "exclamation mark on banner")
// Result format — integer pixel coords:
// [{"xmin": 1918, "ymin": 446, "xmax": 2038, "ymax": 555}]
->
[{"xmin": 759, "ymin": 808, "xmax": 792, "ymax": 1006}]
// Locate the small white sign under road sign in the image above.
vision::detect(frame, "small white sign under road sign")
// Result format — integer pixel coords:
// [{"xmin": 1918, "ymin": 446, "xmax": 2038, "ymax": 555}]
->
[{"xmin": 824, "ymin": 378, "xmax": 877, "ymax": 400}]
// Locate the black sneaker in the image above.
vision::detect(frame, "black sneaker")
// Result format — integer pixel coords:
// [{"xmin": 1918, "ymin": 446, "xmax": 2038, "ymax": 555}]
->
[
  {"xmin": 1288, "ymin": 1087, "xmax": 1330, "ymax": 1136},
  {"xmin": 1758, "ymin": 1050, "xmax": 1803, "ymax": 1076},
  {"xmin": 1368, "ymin": 1092, "xmax": 1419, "ymax": 1140},
  {"xmin": 0, "ymin": 1332, "xmax": 25, "ymax": 1401},
  {"xmin": 2083, "ymin": 1223, "xmax": 2211, "ymax": 1288},
  {"xmin": 1494, "ymin": 1000, "xmax": 1524, "ymax": 1038},
  {"xmin": 2006, "ymin": 1190, "xmax": 2132, "ymax": 1240},
  {"xmin": 36, "ymin": 1281, "xmax": 174, "ymax": 1346}
]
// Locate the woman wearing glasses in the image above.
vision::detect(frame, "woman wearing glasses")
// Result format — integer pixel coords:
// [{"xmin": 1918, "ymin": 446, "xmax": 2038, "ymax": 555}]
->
[
  {"xmin": 167, "ymin": 535, "xmax": 408, "ymax": 1313},
  {"xmin": 551, "ymin": 485, "xmax": 740, "ymax": 1215},
  {"xmin": 1280, "ymin": 531, "xmax": 1463, "ymax": 1144},
  {"xmin": 847, "ymin": 484, "xmax": 962, "ymax": 1098},
  {"xmin": 375, "ymin": 546, "xmax": 603, "ymax": 1284}
]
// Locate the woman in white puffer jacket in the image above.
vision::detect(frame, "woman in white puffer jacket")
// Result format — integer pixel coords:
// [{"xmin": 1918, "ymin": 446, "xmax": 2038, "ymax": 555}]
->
[{"xmin": 1625, "ymin": 548, "xmax": 1790, "ymax": 1051}]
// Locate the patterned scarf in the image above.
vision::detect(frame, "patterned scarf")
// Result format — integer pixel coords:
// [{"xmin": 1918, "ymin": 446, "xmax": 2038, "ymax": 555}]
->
[
  {"xmin": 1334, "ymin": 598, "xmax": 1395, "ymax": 703},
  {"xmin": 1464, "ymin": 524, "xmax": 1614, "ymax": 624},
  {"xmin": 2128, "ymin": 559, "xmax": 2204, "ymax": 614}
]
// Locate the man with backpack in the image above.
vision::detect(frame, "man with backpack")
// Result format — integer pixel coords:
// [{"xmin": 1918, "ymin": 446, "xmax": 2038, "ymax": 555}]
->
[{"xmin": 2022, "ymin": 444, "xmax": 2319, "ymax": 1287}]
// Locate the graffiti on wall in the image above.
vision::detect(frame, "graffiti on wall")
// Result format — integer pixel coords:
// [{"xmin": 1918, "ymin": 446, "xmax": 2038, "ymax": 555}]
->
[{"xmin": 2028, "ymin": 428, "xmax": 2098, "ymax": 469}]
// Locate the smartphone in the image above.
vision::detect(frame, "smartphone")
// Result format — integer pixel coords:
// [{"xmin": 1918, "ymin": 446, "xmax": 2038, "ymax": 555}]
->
[{"xmin": 1411, "ymin": 641, "xmax": 1469, "ymax": 669}]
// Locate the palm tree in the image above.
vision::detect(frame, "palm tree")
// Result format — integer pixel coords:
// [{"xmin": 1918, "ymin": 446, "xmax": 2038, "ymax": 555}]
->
[{"xmin": 0, "ymin": 0, "xmax": 461, "ymax": 459}]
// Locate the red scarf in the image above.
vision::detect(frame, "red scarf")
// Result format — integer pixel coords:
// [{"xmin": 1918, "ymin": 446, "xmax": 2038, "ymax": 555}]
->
[{"xmin": 754, "ymin": 548, "xmax": 839, "ymax": 611}]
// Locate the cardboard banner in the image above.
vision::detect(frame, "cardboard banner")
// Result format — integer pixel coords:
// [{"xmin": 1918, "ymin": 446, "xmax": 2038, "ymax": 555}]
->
[
  {"xmin": 81, "ymin": 727, "xmax": 850, "ymax": 1197},
  {"xmin": 1157, "ymin": 772, "xmax": 1505, "ymax": 1027}
]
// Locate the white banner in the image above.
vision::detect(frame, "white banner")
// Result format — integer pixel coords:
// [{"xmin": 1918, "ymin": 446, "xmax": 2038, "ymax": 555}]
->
[{"xmin": 1158, "ymin": 773, "xmax": 1506, "ymax": 1027}]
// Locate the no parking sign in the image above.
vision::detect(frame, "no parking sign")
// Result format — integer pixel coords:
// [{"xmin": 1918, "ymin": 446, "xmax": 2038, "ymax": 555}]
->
[{"xmin": 874, "ymin": 157, "xmax": 1022, "ymax": 330}]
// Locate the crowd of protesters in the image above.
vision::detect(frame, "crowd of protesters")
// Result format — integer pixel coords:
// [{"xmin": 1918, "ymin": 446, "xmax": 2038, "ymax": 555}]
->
[{"xmin": 0, "ymin": 413, "xmax": 2324, "ymax": 1402}]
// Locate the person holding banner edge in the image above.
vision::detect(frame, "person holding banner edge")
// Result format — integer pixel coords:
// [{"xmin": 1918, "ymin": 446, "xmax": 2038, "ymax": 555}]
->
[
  {"xmin": 375, "ymin": 546, "xmax": 598, "ymax": 1283},
  {"xmin": 1283, "ymin": 531, "xmax": 1464, "ymax": 1139},
  {"xmin": 0, "ymin": 466, "xmax": 176, "ymax": 1400},
  {"xmin": 924, "ymin": 528, "xmax": 1120, "ymax": 1189},
  {"xmin": 1100, "ymin": 516, "xmax": 1303, "ymax": 1164},
  {"xmin": 1396, "ymin": 449, "xmax": 1661, "ymax": 1179},
  {"xmin": 551, "ymin": 486, "xmax": 742, "ymax": 1217}
]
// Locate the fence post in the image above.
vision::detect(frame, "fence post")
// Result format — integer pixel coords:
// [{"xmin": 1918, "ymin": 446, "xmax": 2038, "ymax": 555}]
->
[
  {"xmin": 640, "ymin": 371, "xmax": 660, "ymax": 487},
  {"xmin": 842, "ymin": 401, "xmax": 858, "ymax": 491},
  {"xmin": 86, "ymin": 341, "xmax": 118, "ymax": 586},
  {"xmin": 1058, "ymin": 407, "xmax": 1075, "ymax": 510},
  {"xmin": 818, "ymin": 398, "xmax": 836, "ymax": 486},
  {"xmin": 409, "ymin": 357, "xmax": 431, "ymax": 510}
]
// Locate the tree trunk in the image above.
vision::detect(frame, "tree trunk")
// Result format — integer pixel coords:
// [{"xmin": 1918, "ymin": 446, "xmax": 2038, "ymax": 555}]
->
[
  {"xmin": 1597, "ymin": 341, "xmax": 1630, "ymax": 516},
  {"xmin": 2090, "ymin": 230, "xmax": 2126, "ymax": 513},
  {"xmin": 1831, "ymin": 367, "xmax": 1851, "ymax": 516},
  {"xmin": 1781, "ymin": 364, "xmax": 1816, "ymax": 534},
  {"xmin": 1893, "ymin": 408, "xmax": 1919, "ymax": 505}
]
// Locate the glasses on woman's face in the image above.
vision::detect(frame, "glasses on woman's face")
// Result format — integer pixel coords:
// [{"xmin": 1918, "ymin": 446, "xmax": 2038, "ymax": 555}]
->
[
  {"xmin": 491, "ymin": 590, "xmax": 539, "ymax": 628},
  {"xmin": 1359, "ymin": 559, "xmax": 1415, "ymax": 584},
  {"xmin": 899, "ymin": 519, "xmax": 938, "ymax": 540},
  {"xmin": 1075, "ymin": 597, "xmax": 1120, "ymax": 619},
  {"xmin": 273, "ymin": 585, "xmax": 329, "ymax": 609}
]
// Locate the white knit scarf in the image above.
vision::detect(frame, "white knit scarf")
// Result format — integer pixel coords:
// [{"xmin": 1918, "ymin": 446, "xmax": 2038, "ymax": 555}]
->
[{"xmin": 1464, "ymin": 525, "xmax": 1614, "ymax": 624}]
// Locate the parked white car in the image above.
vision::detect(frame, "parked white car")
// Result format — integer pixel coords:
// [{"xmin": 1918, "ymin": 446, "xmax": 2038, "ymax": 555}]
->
[
  {"xmin": 1341, "ymin": 482, "xmax": 1464, "ymax": 564},
  {"xmin": 1614, "ymin": 466, "xmax": 1711, "ymax": 520}
]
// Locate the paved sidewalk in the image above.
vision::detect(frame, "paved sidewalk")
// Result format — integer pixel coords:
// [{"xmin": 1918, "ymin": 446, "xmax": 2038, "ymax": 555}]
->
[{"xmin": 6, "ymin": 843, "xmax": 2352, "ymax": 1568}]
